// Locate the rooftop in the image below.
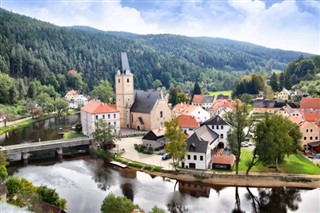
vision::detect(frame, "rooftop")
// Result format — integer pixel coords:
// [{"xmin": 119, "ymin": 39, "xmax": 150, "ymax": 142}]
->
[{"xmin": 81, "ymin": 100, "xmax": 119, "ymax": 114}]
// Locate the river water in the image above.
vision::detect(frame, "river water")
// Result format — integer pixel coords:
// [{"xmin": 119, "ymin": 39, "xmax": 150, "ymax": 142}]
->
[
  {"xmin": 9, "ymin": 157, "xmax": 320, "ymax": 213},
  {"xmin": 3, "ymin": 115, "xmax": 320, "ymax": 213},
  {"xmin": 0, "ymin": 114, "xmax": 80, "ymax": 146}
]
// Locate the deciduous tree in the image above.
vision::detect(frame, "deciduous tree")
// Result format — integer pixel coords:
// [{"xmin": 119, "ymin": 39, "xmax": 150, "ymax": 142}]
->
[
  {"xmin": 92, "ymin": 119, "xmax": 117, "ymax": 150},
  {"xmin": 164, "ymin": 117, "xmax": 187, "ymax": 171},
  {"xmin": 90, "ymin": 80, "xmax": 114, "ymax": 103},
  {"xmin": 100, "ymin": 193, "xmax": 142, "ymax": 213}
]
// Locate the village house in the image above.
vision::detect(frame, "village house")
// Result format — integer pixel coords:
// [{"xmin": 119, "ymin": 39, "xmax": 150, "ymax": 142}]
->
[
  {"xmin": 275, "ymin": 104, "xmax": 302, "ymax": 118},
  {"xmin": 252, "ymin": 99, "xmax": 286, "ymax": 114},
  {"xmin": 181, "ymin": 125, "xmax": 219, "ymax": 170},
  {"xmin": 177, "ymin": 115, "xmax": 199, "ymax": 137},
  {"xmin": 191, "ymin": 94, "xmax": 215, "ymax": 109},
  {"xmin": 80, "ymin": 100, "xmax": 120, "ymax": 136},
  {"xmin": 208, "ymin": 100, "xmax": 235, "ymax": 117},
  {"xmin": 288, "ymin": 116, "xmax": 320, "ymax": 150},
  {"xmin": 202, "ymin": 115, "xmax": 231, "ymax": 149},
  {"xmin": 115, "ymin": 53, "xmax": 172, "ymax": 131},
  {"xmin": 178, "ymin": 181, "xmax": 210, "ymax": 198},
  {"xmin": 141, "ymin": 127, "xmax": 166, "ymax": 151},
  {"xmin": 300, "ymin": 97, "xmax": 320, "ymax": 110},
  {"xmin": 277, "ymin": 88, "xmax": 291, "ymax": 100},
  {"xmin": 64, "ymin": 89, "xmax": 88, "ymax": 109},
  {"xmin": 172, "ymin": 103, "xmax": 210, "ymax": 124}
]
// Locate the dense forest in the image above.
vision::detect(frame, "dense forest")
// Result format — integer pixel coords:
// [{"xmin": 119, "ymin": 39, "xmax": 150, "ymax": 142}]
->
[{"xmin": 0, "ymin": 8, "xmax": 314, "ymax": 95}]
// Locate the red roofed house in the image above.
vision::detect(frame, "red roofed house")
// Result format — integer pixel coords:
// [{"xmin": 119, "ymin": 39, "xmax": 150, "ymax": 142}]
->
[
  {"xmin": 288, "ymin": 115, "xmax": 320, "ymax": 150},
  {"xmin": 172, "ymin": 103, "xmax": 210, "ymax": 124},
  {"xmin": 177, "ymin": 115, "xmax": 200, "ymax": 137},
  {"xmin": 300, "ymin": 109, "xmax": 320, "ymax": 123},
  {"xmin": 81, "ymin": 100, "xmax": 120, "ymax": 136},
  {"xmin": 211, "ymin": 155, "xmax": 235, "ymax": 170},
  {"xmin": 192, "ymin": 94, "xmax": 215, "ymax": 109},
  {"xmin": 300, "ymin": 97, "xmax": 320, "ymax": 110}
]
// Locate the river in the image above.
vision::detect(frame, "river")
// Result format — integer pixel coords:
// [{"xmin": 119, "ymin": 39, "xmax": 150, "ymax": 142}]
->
[
  {"xmin": 9, "ymin": 157, "xmax": 320, "ymax": 213},
  {"xmin": 0, "ymin": 114, "xmax": 80, "ymax": 146}
]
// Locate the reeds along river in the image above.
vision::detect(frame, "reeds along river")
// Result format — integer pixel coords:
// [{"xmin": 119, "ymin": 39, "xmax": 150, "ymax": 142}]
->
[{"xmin": 8, "ymin": 157, "xmax": 320, "ymax": 213}]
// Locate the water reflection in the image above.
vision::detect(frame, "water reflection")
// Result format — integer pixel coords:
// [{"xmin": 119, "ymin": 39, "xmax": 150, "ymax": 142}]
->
[
  {"xmin": 10, "ymin": 158, "xmax": 319, "ymax": 213},
  {"xmin": 0, "ymin": 114, "xmax": 80, "ymax": 145},
  {"xmin": 244, "ymin": 187, "xmax": 302, "ymax": 213}
]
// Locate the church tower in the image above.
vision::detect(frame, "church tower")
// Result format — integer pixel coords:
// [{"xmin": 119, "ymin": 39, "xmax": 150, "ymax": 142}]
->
[{"xmin": 115, "ymin": 52, "xmax": 134, "ymax": 128}]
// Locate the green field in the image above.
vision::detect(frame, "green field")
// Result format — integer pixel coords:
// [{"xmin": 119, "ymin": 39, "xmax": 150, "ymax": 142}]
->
[
  {"xmin": 238, "ymin": 148, "xmax": 320, "ymax": 175},
  {"xmin": 209, "ymin": 90, "xmax": 232, "ymax": 98}
]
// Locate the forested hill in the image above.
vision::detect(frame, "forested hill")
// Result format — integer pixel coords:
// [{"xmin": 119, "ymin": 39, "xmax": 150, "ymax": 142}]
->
[{"xmin": 0, "ymin": 8, "xmax": 313, "ymax": 93}]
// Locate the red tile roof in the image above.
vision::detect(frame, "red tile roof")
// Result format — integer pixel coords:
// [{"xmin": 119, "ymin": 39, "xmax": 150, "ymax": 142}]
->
[
  {"xmin": 209, "ymin": 100, "xmax": 235, "ymax": 111},
  {"xmin": 192, "ymin": 95, "xmax": 204, "ymax": 104},
  {"xmin": 178, "ymin": 115, "xmax": 199, "ymax": 129},
  {"xmin": 81, "ymin": 100, "xmax": 119, "ymax": 114},
  {"xmin": 301, "ymin": 97, "xmax": 320, "ymax": 110},
  {"xmin": 152, "ymin": 127, "xmax": 166, "ymax": 137},
  {"xmin": 172, "ymin": 103, "xmax": 199, "ymax": 115},
  {"xmin": 212, "ymin": 155, "xmax": 235, "ymax": 165},
  {"xmin": 300, "ymin": 109, "xmax": 320, "ymax": 123}
]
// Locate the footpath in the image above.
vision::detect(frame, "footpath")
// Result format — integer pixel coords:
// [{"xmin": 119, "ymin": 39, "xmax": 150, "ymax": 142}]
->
[
  {"xmin": 115, "ymin": 137, "xmax": 320, "ymax": 189},
  {"xmin": 0, "ymin": 116, "xmax": 32, "ymax": 128}
]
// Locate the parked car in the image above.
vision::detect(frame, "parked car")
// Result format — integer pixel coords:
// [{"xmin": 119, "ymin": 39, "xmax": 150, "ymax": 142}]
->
[
  {"xmin": 241, "ymin": 142, "xmax": 249, "ymax": 147},
  {"xmin": 314, "ymin": 153, "xmax": 320, "ymax": 159},
  {"xmin": 162, "ymin": 153, "xmax": 171, "ymax": 160}
]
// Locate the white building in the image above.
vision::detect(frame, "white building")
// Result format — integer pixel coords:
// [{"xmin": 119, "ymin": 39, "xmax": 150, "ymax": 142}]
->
[
  {"xmin": 181, "ymin": 125, "xmax": 219, "ymax": 170},
  {"xmin": 80, "ymin": 100, "xmax": 120, "ymax": 136},
  {"xmin": 202, "ymin": 115, "xmax": 231, "ymax": 149},
  {"xmin": 177, "ymin": 115, "xmax": 200, "ymax": 137},
  {"xmin": 172, "ymin": 103, "xmax": 210, "ymax": 124}
]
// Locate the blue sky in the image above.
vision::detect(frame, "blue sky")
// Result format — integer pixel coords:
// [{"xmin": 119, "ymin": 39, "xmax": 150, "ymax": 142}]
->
[{"xmin": 1, "ymin": 0, "xmax": 319, "ymax": 54}]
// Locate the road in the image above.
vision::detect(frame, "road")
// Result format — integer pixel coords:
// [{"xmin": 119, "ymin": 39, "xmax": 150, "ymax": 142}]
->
[{"xmin": 114, "ymin": 137, "xmax": 172, "ymax": 170}]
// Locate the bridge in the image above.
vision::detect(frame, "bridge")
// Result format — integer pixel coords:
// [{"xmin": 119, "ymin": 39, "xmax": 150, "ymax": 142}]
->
[{"xmin": 2, "ymin": 138, "xmax": 93, "ymax": 162}]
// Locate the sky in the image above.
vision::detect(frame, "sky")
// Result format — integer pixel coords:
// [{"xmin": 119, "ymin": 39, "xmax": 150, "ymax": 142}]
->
[{"xmin": 1, "ymin": 0, "xmax": 319, "ymax": 54}]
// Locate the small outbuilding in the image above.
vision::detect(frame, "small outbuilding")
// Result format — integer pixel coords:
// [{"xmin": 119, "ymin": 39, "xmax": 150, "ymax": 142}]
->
[{"xmin": 211, "ymin": 155, "xmax": 235, "ymax": 170}]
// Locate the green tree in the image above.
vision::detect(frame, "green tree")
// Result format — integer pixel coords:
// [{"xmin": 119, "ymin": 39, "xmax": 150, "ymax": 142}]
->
[
  {"xmin": 224, "ymin": 100, "xmax": 252, "ymax": 175},
  {"xmin": 75, "ymin": 123, "xmax": 82, "ymax": 134},
  {"xmin": 240, "ymin": 93, "xmax": 252, "ymax": 104},
  {"xmin": 0, "ymin": 72, "xmax": 15, "ymax": 104},
  {"xmin": 92, "ymin": 119, "xmax": 117, "ymax": 150},
  {"xmin": 152, "ymin": 79, "xmax": 163, "ymax": 90},
  {"xmin": 169, "ymin": 86, "xmax": 178, "ymax": 106},
  {"xmin": 164, "ymin": 117, "xmax": 187, "ymax": 171},
  {"xmin": 55, "ymin": 98, "xmax": 69, "ymax": 117},
  {"xmin": 279, "ymin": 72, "xmax": 285, "ymax": 90},
  {"xmin": 264, "ymin": 86, "xmax": 274, "ymax": 100},
  {"xmin": 90, "ymin": 80, "xmax": 114, "ymax": 103},
  {"xmin": 37, "ymin": 185, "xmax": 67, "ymax": 210},
  {"xmin": 269, "ymin": 72, "xmax": 278, "ymax": 92},
  {"xmin": 246, "ymin": 115, "xmax": 302, "ymax": 174},
  {"xmin": 149, "ymin": 206, "xmax": 166, "ymax": 213},
  {"xmin": 27, "ymin": 82, "xmax": 37, "ymax": 100},
  {"xmin": 36, "ymin": 93, "xmax": 55, "ymax": 114},
  {"xmin": 192, "ymin": 81, "xmax": 201, "ymax": 96},
  {"xmin": 0, "ymin": 165, "xmax": 8, "ymax": 180},
  {"xmin": 100, "ymin": 193, "xmax": 142, "ymax": 213}
]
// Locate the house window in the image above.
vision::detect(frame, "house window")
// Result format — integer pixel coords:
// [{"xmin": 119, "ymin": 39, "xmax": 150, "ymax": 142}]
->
[
  {"xmin": 200, "ymin": 156, "xmax": 203, "ymax": 161},
  {"xmin": 311, "ymin": 129, "xmax": 313, "ymax": 132},
  {"xmin": 220, "ymin": 134, "xmax": 223, "ymax": 139},
  {"xmin": 102, "ymin": 115, "xmax": 105, "ymax": 119},
  {"xmin": 108, "ymin": 114, "xmax": 110, "ymax": 119},
  {"xmin": 216, "ymin": 125, "xmax": 219, "ymax": 129},
  {"xmin": 114, "ymin": 114, "xmax": 116, "ymax": 118},
  {"xmin": 96, "ymin": 115, "xmax": 98, "ymax": 119},
  {"xmin": 160, "ymin": 111, "xmax": 163, "ymax": 118},
  {"xmin": 187, "ymin": 155, "xmax": 190, "ymax": 160},
  {"xmin": 212, "ymin": 125, "xmax": 214, "ymax": 129},
  {"xmin": 114, "ymin": 122, "xmax": 116, "ymax": 126},
  {"xmin": 304, "ymin": 137, "xmax": 306, "ymax": 140},
  {"xmin": 221, "ymin": 125, "xmax": 223, "ymax": 129},
  {"xmin": 118, "ymin": 79, "xmax": 120, "ymax": 83},
  {"xmin": 194, "ymin": 155, "xmax": 197, "ymax": 160},
  {"xmin": 310, "ymin": 137, "xmax": 313, "ymax": 140},
  {"xmin": 306, "ymin": 129, "xmax": 308, "ymax": 132},
  {"xmin": 316, "ymin": 136, "xmax": 318, "ymax": 140},
  {"xmin": 108, "ymin": 122, "xmax": 110, "ymax": 125},
  {"xmin": 127, "ymin": 78, "xmax": 129, "ymax": 83}
]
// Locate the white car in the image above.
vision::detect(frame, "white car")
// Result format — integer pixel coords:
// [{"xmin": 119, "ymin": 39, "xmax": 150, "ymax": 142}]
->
[{"xmin": 241, "ymin": 142, "xmax": 249, "ymax": 147}]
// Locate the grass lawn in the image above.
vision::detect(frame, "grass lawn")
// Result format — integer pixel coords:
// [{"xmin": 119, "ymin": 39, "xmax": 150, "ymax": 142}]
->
[
  {"xmin": 63, "ymin": 132, "xmax": 85, "ymax": 139},
  {"xmin": 209, "ymin": 90, "xmax": 232, "ymax": 98},
  {"xmin": 237, "ymin": 148, "xmax": 320, "ymax": 175}
]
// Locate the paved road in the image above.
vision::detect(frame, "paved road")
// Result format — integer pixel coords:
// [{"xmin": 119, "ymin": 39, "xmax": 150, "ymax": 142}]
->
[{"xmin": 114, "ymin": 137, "xmax": 172, "ymax": 170}]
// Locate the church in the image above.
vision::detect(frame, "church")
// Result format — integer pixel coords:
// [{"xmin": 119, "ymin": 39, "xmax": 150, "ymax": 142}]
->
[{"xmin": 115, "ymin": 52, "xmax": 172, "ymax": 130}]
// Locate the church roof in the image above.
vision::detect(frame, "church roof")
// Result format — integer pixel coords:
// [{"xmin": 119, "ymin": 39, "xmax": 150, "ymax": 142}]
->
[{"xmin": 131, "ymin": 91, "xmax": 163, "ymax": 113}]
